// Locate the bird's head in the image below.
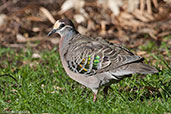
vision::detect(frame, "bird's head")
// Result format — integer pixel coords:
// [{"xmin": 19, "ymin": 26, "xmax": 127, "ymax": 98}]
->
[{"xmin": 48, "ymin": 19, "xmax": 77, "ymax": 37}]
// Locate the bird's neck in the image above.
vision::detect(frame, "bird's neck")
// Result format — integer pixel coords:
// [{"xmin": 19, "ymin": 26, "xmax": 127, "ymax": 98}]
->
[{"xmin": 59, "ymin": 30, "xmax": 79, "ymax": 56}]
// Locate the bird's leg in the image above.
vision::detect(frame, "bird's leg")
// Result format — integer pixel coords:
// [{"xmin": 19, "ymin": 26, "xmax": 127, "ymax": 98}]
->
[
  {"xmin": 103, "ymin": 86, "xmax": 111, "ymax": 97},
  {"xmin": 92, "ymin": 89, "xmax": 98, "ymax": 102},
  {"xmin": 93, "ymin": 93, "xmax": 97, "ymax": 102}
]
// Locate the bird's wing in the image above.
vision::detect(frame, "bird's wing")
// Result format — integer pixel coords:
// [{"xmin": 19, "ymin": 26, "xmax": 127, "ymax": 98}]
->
[{"xmin": 64, "ymin": 36, "xmax": 143, "ymax": 76}]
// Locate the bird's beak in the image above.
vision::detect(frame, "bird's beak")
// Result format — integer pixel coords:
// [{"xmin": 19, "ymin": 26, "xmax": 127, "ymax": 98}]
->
[{"xmin": 48, "ymin": 29, "xmax": 57, "ymax": 36}]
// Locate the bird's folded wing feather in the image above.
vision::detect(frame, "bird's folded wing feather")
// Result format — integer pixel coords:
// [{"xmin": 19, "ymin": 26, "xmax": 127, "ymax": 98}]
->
[{"xmin": 64, "ymin": 36, "xmax": 143, "ymax": 76}]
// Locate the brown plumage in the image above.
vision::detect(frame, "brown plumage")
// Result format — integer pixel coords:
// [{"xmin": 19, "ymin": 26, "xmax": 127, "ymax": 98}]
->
[{"xmin": 48, "ymin": 18, "xmax": 158, "ymax": 101}]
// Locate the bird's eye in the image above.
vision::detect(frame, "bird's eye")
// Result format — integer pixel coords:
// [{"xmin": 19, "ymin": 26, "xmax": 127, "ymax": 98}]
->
[{"xmin": 60, "ymin": 24, "xmax": 65, "ymax": 28}]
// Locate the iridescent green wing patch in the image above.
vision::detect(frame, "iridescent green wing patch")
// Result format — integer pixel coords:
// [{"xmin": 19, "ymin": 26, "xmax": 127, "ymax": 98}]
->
[
  {"xmin": 93, "ymin": 55, "xmax": 100, "ymax": 69},
  {"xmin": 76, "ymin": 55, "xmax": 101, "ymax": 74}
]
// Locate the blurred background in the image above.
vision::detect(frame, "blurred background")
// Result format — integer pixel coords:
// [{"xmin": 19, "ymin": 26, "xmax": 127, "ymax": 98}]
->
[{"xmin": 0, "ymin": 0, "xmax": 170, "ymax": 46}]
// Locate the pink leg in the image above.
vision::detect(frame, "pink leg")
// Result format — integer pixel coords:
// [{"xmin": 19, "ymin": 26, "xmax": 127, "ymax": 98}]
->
[{"xmin": 93, "ymin": 93, "xmax": 97, "ymax": 102}]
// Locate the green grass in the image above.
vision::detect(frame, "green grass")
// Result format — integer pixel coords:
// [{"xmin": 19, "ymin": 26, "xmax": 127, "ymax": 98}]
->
[{"xmin": 0, "ymin": 40, "xmax": 170, "ymax": 113}]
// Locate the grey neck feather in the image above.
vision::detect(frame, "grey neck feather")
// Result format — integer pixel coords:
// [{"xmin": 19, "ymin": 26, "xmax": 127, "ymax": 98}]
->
[{"xmin": 59, "ymin": 29, "xmax": 78, "ymax": 56}]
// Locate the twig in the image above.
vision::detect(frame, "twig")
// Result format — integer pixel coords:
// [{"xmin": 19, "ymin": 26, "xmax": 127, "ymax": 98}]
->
[
  {"xmin": 0, "ymin": 74, "xmax": 17, "ymax": 83},
  {"xmin": 152, "ymin": 0, "xmax": 158, "ymax": 8},
  {"xmin": 140, "ymin": 0, "xmax": 145, "ymax": 13},
  {"xmin": 147, "ymin": 0, "xmax": 152, "ymax": 14},
  {"xmin": 40, "ymin": 7, "xmax": 56, "ymax": 24}
]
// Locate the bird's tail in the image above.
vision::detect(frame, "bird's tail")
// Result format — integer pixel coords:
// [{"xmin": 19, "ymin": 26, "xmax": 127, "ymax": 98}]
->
[{"xmin": 129, "ymin": 62, "xmax": 158, "ymax": 74}]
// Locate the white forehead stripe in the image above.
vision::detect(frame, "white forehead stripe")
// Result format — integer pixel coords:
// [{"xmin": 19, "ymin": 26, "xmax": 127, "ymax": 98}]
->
[
  {"xmin": 53, "ymin": 20, "xmax": 59, "ymax": 29},
  {"xmin": 53, "ymin": 21, "xmax": 65, "ymax": 29}
]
